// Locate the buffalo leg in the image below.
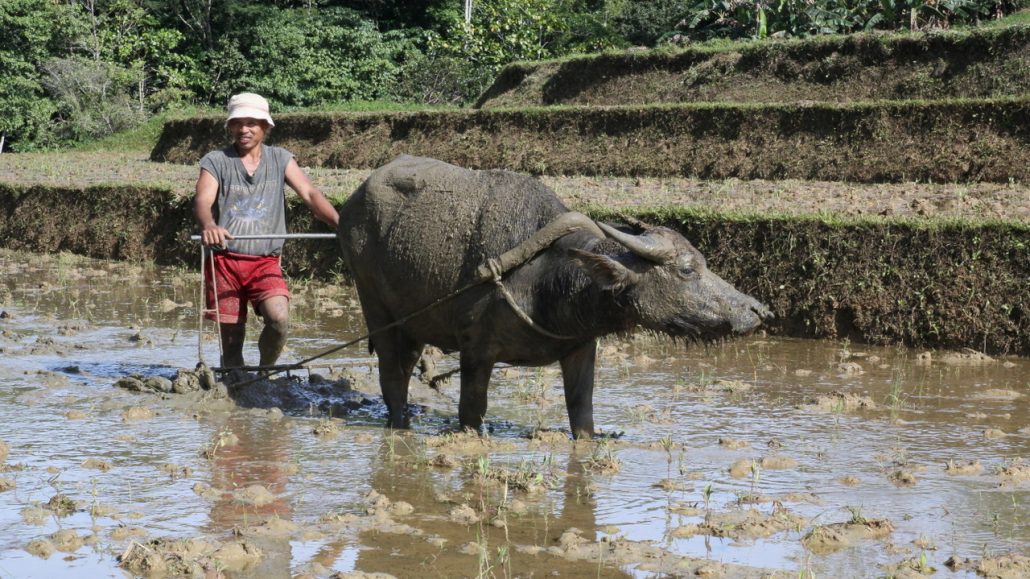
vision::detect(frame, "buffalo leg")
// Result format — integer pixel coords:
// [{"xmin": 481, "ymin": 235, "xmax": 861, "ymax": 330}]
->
[
  {"xmin": 560, "ymin": 340, "xmax": 597, "ymax": 439},
  {"xmin": 374, "ymin": 327, "xmax": 423, "ymax": 429},
  {"xmin": 458, "ymin": 354, "xmax": 495, "ymax": 433}
]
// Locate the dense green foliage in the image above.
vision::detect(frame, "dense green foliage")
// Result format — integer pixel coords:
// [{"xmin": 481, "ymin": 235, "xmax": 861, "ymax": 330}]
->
[{"xmin": 0, "ymin": 0, "xmax": 1026, "ymax": 151}]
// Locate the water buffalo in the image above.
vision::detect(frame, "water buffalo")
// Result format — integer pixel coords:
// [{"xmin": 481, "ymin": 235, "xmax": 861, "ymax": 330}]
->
[{"xmin": 338, "ymin": 155, "xmax": 771, "ymax": 438}]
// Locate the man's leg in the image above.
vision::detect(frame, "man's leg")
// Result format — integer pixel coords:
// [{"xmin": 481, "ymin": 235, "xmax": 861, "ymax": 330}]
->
[
  {"xmin": 219, "ymin": 322, "xmax": 248, "ymax": 368},
  {"xmin": 205, "ymin": 252, "xmax": 247, "ymax": 368},
  {"xmin": 256, "ymin": 295, "xmax": 289, "ymax": 366}
]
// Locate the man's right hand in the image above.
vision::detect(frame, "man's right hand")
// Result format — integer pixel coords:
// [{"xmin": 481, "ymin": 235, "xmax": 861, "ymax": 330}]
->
[{"xmin": 200, "ymin": 224, "xmax": 233, "ymax": 249}]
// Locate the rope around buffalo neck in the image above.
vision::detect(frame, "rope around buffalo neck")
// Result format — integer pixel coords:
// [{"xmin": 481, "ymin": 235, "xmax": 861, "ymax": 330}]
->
[{"xmin": 486, "ymin": 258, "xmax": 575, "ymax": 341}]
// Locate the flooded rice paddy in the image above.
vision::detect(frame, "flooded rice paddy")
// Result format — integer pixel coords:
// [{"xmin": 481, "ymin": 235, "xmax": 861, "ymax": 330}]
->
[{"xmin": 0, "ymin": 248, "xmax": 1027, "ymax": 578}]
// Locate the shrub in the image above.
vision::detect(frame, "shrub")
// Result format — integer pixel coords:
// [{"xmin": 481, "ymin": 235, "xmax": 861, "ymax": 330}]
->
[{"xmin": 388, "ymin": 51, "xmax": 495, "ymax": 106}]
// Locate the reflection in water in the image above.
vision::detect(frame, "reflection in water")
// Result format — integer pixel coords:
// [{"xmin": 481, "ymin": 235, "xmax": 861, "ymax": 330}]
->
[
  {"xmin": 0, "ymin": 249, "xmax": 1026, "ymax": 578},
  {"xmin": 348, "ymin": 436, "xmax": 632, "ymax": 577},
  {"xmin": 205, "ymin": 414, "xmax": 294, "ymax": 576}
]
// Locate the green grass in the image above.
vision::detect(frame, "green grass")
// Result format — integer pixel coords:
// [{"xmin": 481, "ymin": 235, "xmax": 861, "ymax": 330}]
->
[
  {"xmin": 73, "ymin": 107, "xmax": 219, "ymax": 154},
  {"xmin": 974, "ymin": 7, "xmax": 1030, "ymax": 28}
]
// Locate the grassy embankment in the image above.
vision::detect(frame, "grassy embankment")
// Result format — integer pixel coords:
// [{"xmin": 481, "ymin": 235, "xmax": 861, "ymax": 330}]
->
[{"xmin": 0, "ymin": 24, "xmax": 1027, "ymax": 355}]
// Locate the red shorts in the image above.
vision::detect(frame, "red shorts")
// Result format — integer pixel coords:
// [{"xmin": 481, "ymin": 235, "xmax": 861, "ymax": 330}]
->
[{"xmin": 204, "ymin": 251, "xmax": 289, "ymax": 324}]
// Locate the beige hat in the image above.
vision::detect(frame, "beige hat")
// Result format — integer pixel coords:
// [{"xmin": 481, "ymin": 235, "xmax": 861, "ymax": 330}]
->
[{"xmin": 226, "ymin": 92, "xmax": 274, "ymax": 127}]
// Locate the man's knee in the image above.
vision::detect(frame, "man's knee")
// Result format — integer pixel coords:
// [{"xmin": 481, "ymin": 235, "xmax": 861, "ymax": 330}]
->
[
  {"xmin": 259, "ymin": 298, "xmax": 290, "ymax": 331},
  {"xmin": 265, "ymin": 316, "xmax": 289, "ymax": 336}
]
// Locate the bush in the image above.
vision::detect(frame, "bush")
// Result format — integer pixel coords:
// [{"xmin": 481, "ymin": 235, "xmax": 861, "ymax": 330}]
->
[
  {"xmin": 41, "ymin": 57, "xmax": 147, "ymax": 143},
  {"xmin": 614, "ymin": 0, "xmax": 693, "ymax": 46},
  {"xmin": 388, "ymin": 51, "xmax": 495, "ymax": 106}
]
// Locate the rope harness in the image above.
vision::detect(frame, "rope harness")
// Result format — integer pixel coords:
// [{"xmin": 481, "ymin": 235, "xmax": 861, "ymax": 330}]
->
[{"xmin": 485, "ymin": 257, "xmax": 574, "ymax": 341}]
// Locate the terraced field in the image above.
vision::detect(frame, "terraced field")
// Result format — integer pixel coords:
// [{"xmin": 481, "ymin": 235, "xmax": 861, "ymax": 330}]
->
[
  {"xmin": 4, "ymin": 24, "xmax": 1028, "ymax": 355},
  {"xmin": 0, "ymin": 22, "xmax": 1028, "ymax": 579}
]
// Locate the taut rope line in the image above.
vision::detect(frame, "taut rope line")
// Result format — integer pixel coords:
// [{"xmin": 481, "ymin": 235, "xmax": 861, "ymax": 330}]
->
[{"xmin": 190, "ymin": 212, "xmax": 605, "ymax": 388}]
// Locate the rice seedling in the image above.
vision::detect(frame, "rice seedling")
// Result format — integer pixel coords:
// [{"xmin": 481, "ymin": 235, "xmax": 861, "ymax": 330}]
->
[{"xmin": 585, "ymin": 440, "xmax": 621, "ymax": 475}]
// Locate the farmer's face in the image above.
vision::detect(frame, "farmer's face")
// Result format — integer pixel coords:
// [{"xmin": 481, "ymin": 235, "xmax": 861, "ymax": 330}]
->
[{"xmin": 228, "ymin": 118, "xmax": 268, "ymax": 150}]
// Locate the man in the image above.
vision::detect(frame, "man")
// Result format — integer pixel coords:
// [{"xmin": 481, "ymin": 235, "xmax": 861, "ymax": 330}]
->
[{"xmin": 195, "ymin": 92, "xmax": 339, "ymax": 370}]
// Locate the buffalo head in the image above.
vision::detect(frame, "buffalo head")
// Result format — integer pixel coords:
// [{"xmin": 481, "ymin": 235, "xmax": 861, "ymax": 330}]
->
[{"xmin": 572, "ymin": 221, "xmax": 772, "ymax": 341}]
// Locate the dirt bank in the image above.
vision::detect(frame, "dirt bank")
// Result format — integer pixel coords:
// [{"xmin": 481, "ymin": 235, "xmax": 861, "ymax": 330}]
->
[
  {"xmin": 476, "ymin": 25, "xmax": 1030, "ymax": 108},
  {"xmin": 149, "ymin": 99, "xmax": 1030, "ymax": 183},
  {"xmin": 0, "ymin": 157, "xmax": 1025, "ymax": 355}
]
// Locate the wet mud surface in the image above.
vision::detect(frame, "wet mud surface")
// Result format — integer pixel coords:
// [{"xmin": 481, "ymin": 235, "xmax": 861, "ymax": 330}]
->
[{"xmin": 0, "ymin": 248, "xmax": 1028, "ymax": 578}]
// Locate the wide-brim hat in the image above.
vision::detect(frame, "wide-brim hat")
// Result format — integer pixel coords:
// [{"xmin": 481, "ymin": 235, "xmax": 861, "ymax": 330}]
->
[{"xmin": 226, "ymin": 92, "xmax": 275, "ymax": 127}]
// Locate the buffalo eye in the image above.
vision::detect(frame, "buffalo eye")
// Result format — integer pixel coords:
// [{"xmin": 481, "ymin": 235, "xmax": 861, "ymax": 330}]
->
[{"xmin": 676, "ymin": 265, "xmax": 695, "ymax": 279}]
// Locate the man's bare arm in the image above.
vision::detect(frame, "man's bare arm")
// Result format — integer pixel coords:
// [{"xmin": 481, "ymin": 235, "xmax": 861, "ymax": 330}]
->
[{"xmin": 194, "ymin": 168, "xmax": 231, "ymax": 247}]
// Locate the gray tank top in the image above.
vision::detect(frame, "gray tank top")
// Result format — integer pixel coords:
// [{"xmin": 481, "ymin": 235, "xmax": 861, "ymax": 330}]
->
[{"xmin": 199, "ymin": 144, "xmax": 293, "ymax": 256}]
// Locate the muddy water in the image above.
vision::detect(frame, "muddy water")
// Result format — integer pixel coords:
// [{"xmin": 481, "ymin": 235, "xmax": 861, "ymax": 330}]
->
[{"xmin": 0, "ymin": 248, "xmax": 1027, "ymax": 578}]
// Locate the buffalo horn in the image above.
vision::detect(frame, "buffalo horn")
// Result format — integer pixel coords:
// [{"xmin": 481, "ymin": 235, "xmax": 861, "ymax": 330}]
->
[{"xmin": 597, "ymin": 222, "xmax": 677, "ymax": 264}]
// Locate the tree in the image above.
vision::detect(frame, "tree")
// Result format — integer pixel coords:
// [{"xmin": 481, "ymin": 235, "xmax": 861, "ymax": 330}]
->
[
  {"xmin": 0, "ymin": 0, "xmax": 76, "ymax": 150},
  {"xmin": 205, "ymin": 5, "xmax": 420, "ymax": 106},
  {"xmin": 42, "ymin": 57, "xmax": 146, "ymax": 142}
]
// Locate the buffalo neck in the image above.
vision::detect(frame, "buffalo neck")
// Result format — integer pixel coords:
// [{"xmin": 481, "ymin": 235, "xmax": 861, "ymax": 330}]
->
[{"xmin": 514, "ymin": 237, "xmax": 637, "ymax": 340}]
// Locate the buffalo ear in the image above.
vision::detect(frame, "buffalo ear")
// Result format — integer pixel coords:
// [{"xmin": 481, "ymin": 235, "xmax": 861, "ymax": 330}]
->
[{"xmin": 571, "ymin": 249, "xmax": 639, "ymax": 292}]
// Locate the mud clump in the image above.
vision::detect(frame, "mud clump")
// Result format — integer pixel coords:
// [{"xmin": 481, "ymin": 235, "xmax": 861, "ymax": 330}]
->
[
  {"xmin": 158, "ymin": 463, "xmax": 192, "ymax": 479},
  {"xmin": 837, "ymin": 475, "xmax": 861, "ymax": 486},
  {"xmin": 25, "ymin": 538, "xmax": 55, "ymax": 558},
  {"xmin": 21, "ymin": 506, "xmax": 49, "ymax": 525},
  {"xmin": 0, "ymin": 439, "xmax": 8, "ymax": 463},
  {"xmin": 233, "ymin": 484, "xmax": 277, "ymax": 507},
  {"xmin": 882, "ymin": 555, "xmax": 936, "ymax": 576},
  {"xmin": 803, "ymin": 518, "xmax": 894, "ymax": 553},
  {"xmin": 51, "ymin": 528, "xmax": 84, "ymax": 552},
  {"xmin": 890, "ymin": 469, "xmax": 918, "ymax": 486},
  {"xmin": 115, "ymin": 366, "xmax": 228, "ymax": 398},
  {"xmin": 972, "ymin": 389, "xmax": 1023, "ymax": 401},
  {"xmin": 119, "ymin": 537, "xmax": 262, "ymax": 576},
  {"xmin": 760, "ymin": 455, "xmax": 798, "ymax": 470},
  {"xmin": 672, "ymin": 509, "xmax": 808, "ymax": 540},
  {"xmin": 719, "ymin": 437, "xmax": 750, "ymax": 449},
  {"xmin": 548, "ymin": 525, "xmax": 765, "ymax": 577},
  {"xmin": 527, "ymin": 428, "xmax": 571, "ymax": 446},
  {"xmin": 121, "ymin": 406, "xmax": 155, "ymax": 421},
  {"xmin": 799, "ymin": 391, "xmax": 876, "ymax": 413},
  {"xmin": 997, "ymin": 458, "xmax": 1030, "ymax": 484},
  {"xmin": 448, "ymin": 503, "xmax": 480, "ymax": 525},
  {"xmin": 241, "ymin": 517, "xmax": 299, "ymax": 538},
  {"xmin": 424, "ymin": 430, "xmax": 515, "ymax": 455},
  {"xmin": 44, "ymin": 493, "xmax": 78, "ymax": 516},
  {"xmin": 948, "ymin": 553, "xmax": 1030, "ymax": 579},
  {"xmin": 313, "ymin": 418, "xmax": 342, "ymax": 437},
  {"xmin": 945, "ymin": 459, "xmax": 983, "ymax": 475},
  {"xmin": 109, "ymin": 525, "xmax": 147, "ymax": 541},
  {"xmin": 728, "ymin": 458, "xmax": 755, "ymax": 478},
  {"xmin": 82, "ymin": 458, "xmax": 112, "ymax": 471},
  {"xmin": 937, "ymin": 349, "xmax": 995, "ymax": 365}
]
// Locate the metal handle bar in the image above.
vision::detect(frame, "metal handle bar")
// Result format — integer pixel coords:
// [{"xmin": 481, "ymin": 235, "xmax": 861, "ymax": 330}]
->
[{"xmin": 190, "ymin": 233, "xmax": 337, "ymax": 241}]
